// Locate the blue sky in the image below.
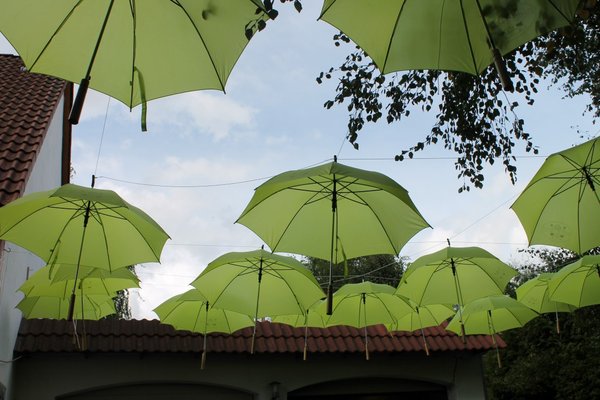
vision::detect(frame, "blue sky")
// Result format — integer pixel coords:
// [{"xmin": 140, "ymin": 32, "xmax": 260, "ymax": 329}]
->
[{"xmin": 1, "ymin": 2, "xmax": 597, "ymax": 319}]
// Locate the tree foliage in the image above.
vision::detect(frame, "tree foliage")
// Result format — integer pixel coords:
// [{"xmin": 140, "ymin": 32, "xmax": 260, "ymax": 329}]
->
[
  {"xmin": 303, "ymin": 254, "xmax": 406, "ymax": 290},
  {"xmin": 313, "ymin": 1, "xmax": 599, "ymax": 192},
  {"xmin": 485, "ymin": 247, "xmax": 600, "ymax": 399}
]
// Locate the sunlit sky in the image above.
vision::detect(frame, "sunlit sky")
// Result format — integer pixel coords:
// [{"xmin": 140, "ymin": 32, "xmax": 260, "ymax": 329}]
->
[{"xmin": 1, "ymin": 2, "xmax": 597, "ymax": 319}]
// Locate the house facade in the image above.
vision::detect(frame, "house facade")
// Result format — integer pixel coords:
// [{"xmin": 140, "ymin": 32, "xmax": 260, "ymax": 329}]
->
[
  {"xmin": 0, "ymin": 54, "xmax": 72, "ymax": 399},
  {"xmin": 13, "ymin": 319, "xmax": 501, "ymax": 400}
]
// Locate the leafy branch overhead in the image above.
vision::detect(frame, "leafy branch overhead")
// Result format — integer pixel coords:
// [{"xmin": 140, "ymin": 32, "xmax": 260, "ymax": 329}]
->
[{"xmin": 314, "ymin": 1, "xmax": 599, "ymax": 192}]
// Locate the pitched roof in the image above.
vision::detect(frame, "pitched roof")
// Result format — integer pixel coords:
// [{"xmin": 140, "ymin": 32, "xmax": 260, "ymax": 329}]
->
[
  {"xmin": 0, "ymin": 54, "xmax": 70, "ymax": 206},
  {"xmin": 15, "ymin": 319, "xmax": 504, "ymax": 355}
]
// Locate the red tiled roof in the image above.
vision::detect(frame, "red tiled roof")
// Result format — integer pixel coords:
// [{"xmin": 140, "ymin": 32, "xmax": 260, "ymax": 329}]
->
[
  {"xmin": 0, "ymin": 54, "xmax": 70, "ymax": 206},
  {"xmin": 15, "ymin": 319, "xmax": 504, "ymax": 354}
]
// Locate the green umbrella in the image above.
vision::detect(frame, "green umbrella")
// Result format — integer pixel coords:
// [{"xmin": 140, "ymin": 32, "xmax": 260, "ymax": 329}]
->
[
  {"xmin": 548, "ymin": 255, "xmax": 600, "ymax": 308},
  {"xmin": 19, "ymin": 264, "xmax": 139, "ymax": 298},
  {"xmin": 386, "ymin": 299, "xmax": 455, "ymax": 356},
  {"xmin": 318, "ymin": 0, "xmax": 580, "ymax": 91},
  {"xmin": 16, "ymin": 293, "xmax": 115, "ymax": 320},
  {"xmin": 511, "ymin": 137, "xmax": 600, "ymax": 254},
  {"xmin": 272, "ymin": 302, "xmax": 327, "ymax": 361},
  {"xmin": 396, "ymin": 245, "xmax": 518, "ymax": 338},
  {"xmin": 315, "ymin": 281, "xmax": 413, "ymax": 360},
  {"xmin": 0, "ymin": 0, "xmax": 271, "ymax": 127},
  {"xmin": 516, "ymin": 273, "xmax": 577, "ymax": 333},
  {"xmin": 154, "ymin": 289, "xmax": 254, "ymax": 369},
  {"xmin": 190, "ymin": 248, "xmax": 325, "ymax": 353},
  {"xmin": 236, "ymin": 157, "xmax": 430, "ymax": 314},
  {"xmin": 0, "ymin": 183, "xmax": 169, "ymax": 320},
  {"xmin": 446, "ymin": 295, "xmax": 538, "ymax": 367}
]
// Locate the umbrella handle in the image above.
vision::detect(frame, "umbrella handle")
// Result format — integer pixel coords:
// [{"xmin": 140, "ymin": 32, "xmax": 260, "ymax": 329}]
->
[
  {"xmin": 326, "ymin": 284, "xmax": 333, "ymax": 315},
  {"xmin": 201, "ymin": 351, "xmax": 207, "ymax": 370},
  {"xmin": 67, "ymin": 293, "xmax": 76, "ymax": 322},
  {"xmin": 69, "ymin": 78, "xmax": 89, "ymax": 125},
  {"xmin": 303, "ymin": 325, "xmax": 308, "ymax": 361},
  {"xmin": 492, "ymin": 48, "xmax": 514, "ymax": 92},
  {"xmin": 421, "ymin": 328, "xmax": 430, "ymax": 356}
]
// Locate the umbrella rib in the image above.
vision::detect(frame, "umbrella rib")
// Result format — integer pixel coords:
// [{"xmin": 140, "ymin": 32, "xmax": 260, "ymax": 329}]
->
[
  {"xmin": 169, "ymin": 1, "xmax": 226, "ymax": 91},
  {"xmin": 381, "ymin": 0, "xmax": 407, "ymax": 73},
  {"xmin": 28, "ymin": 0, "xmax": 84, "ymax": 71},
  {"xmin": 351, "ymin": 191, "xmax": 401, "ymax": 254},
  {"xmin": 460, "ymin": 0, "xmax": 480, "ymax": 75},
  {"xmin": 268, "ymin": 268, "xmax": 310, "ymax": 314}
]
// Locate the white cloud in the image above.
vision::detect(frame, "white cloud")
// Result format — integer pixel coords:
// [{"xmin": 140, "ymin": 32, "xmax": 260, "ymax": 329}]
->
[{"xmin": 146, "ymin": 92, "xmax": 258, "ymax": 141}]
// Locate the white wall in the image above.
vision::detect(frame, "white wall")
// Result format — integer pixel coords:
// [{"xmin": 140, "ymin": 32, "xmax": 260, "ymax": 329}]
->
[
  {"xmin": 12, "ymin": 351, "xmax": 488, "ymax": 399},
  {"xmin": 0, "ymin": 95, "xmax": 66, "ymax": 400}
]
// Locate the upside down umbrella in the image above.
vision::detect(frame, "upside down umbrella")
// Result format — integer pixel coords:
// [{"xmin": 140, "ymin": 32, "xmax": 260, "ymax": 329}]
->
[
  {"xmin": 548, "ymin": 255, "xmax": 600, "ymax": 308},
  {"xmin": 236, "ymin": 157, "xmax": 430, "ymax": 314},
  {"xmin": 0, "ymin": 183, "xmax": 170, "ymax": 320},
  {"xmin": 511, "ymin": 137, "xmax": 600, "ymax": 254},
  {"xmin": 154, "ymin": 289, "xmax": 254, "ymax": 369},
  {"xmin": 318, "ymin": 0, "xmax": 581, "ymax": 91},
  {"xmin": 516, "ymin": 273, "xmax": 577, "ymax": 333},
  {"xmin": 316, "ymin": 281, "xmax": 414, "ymax": 360},
  {"xmin": 0, "ymin": 0, "xmax": 272, "ymax": 128},
  {"xmin": 396, "ymin": 245, "xmax": 518, "ymax": 339},
  {"xmin": 446, "ymin": 295, "xmax": 538, "ymax": 367},
  {"xmin": 190, "ymin": 248, "xmax": 325, "ymax": 353}
]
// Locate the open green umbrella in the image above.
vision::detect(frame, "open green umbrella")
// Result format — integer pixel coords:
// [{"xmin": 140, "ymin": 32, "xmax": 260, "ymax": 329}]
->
[
  {"xmin": 315, "ymin": 281, "xmax": 413, "ymax": 359},
  {"xmin": 516, "ymin": 273, "xmax": 577, "ymax": 333},
  {"xmin": 236, "ymin": 157, "xmax": 430, "ymax": 314},
  {"xmin": 272, "ymin": 303, "xmax": 328, "ymax": 361},
  {"xmin": 0, "ymin": 0, "xmax": 271, "ymax": 127},
  {"xmin": 0, "ymin": 183, "xmax": 169, "ymax": 320},
  {"xmin": 511, "ymin": 137, "xmax": 600, "ymax": 254},
  {"xmin": 396, "ymin": 246, "xmax": 518, "ymax": 338},
  {"xmin": 17, "ymin": 293, "xmax": 115, "ymax": 320},
  {"xmin": 386, "ymin": 299, "xmax": 455, "ymax": 356},
  {"xmin": 154, "ymin": 289, "xmax": 254, "ymax": 368},
  {"xmin": 319, "ymin": 0, "xmax": 580, "ymax": 91},
  {"xmin": 190, "ymin": 248, "xmax": 325, "ymax": 353},
  {"xmin": 548, "ymin": 255, "xmax": 600, "ymax": 308},
  {"xmin": 19, "ymin": 264, "xmax": 139, "ymax": 298},
  {"xmin": 446, "ymin": 295, "xmax": 538, "ymax": 367}
]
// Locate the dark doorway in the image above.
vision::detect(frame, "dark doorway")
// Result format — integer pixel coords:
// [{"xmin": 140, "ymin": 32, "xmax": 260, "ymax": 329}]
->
[{"xmin": 288, "ymin": 378, "xmax": 448, "ymax": 400}]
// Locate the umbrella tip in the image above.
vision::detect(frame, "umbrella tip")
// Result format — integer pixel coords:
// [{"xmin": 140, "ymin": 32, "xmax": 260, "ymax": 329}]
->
[
  {"xmin": 446, "ymin": 238, "xmax": 451, "ymax": 246},
  {"xmin": 333, "ymin": 155, "xmax": 337, "ymax": 163}
]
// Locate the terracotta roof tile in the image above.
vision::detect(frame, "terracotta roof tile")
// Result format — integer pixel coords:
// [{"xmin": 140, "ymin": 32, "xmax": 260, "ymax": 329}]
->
[
  {"xmin": 0, "ymin": 54, "xmax": 67, "ymax": 206},
  {"xmin": 15, "ymin": 319, "xmax": 505, "ymax": 355}
]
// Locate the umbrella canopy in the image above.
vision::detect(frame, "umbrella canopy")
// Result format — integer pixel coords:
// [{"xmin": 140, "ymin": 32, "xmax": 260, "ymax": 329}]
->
[
  {"xmin": 516, "ymin": 273, "xmax": 577, "ymax": 314},
  {"xmin": 315, "ymin": 281, "xmax": 413, "ymax": 359},
  {"xmin": 446, "ymin": 295, "xmax": 538, "ymax": 367},
  {"xmin": 386, "ymin": 299, "xmax": 455, "ymax": 356},
  {"xmin": 548, "ymin": 255, "xmax": 600, "ymax": 308},
  {"xmin": 447, "ymin": 295, "xmax": 538, "ymax": 335},
  {"xmin": 397, "ymin": 246, "xmax": 517, "ymax": 305},
  {"xmin": 0, "ymin": 183, "xmax": 170, "ymax": 271},
  {"xmin": 154, "ymin": 289, "xmax": 254, "ymax": 334},
  {"xmin": 17, "ymin": 294, "xmax": 116, "ymax": 320},
  {"xmin": 0, "ymin": 0, "xmax": 271, "ymax": 126},
  {"xmin": 19, "ymin": 264, "xmax": 139, "ymax": 298},
  {"xmin": 318, "ymin": 0, "xmax": 580, "ymax": 90},
  {"xmin": 190, "ymin": 248, "xmax": 325, "ymax": 353},
  {"xmin": 154, "ymin": 288, "xmax": 254, "ymax": 368},
  {"xmin": 0, "ymin": 183, "xmax": 169, "ymax": 320},
  {"xmin": 511, "ymin": 137, "xmax": 600, "ymax": 254},
  {"xmin": 190, "ymin": 249, "xmax": 325, "ymax": 318},
  {"xmin": 236, "ymin": 157, "xmax": 430, "ymax": 313},
  {"xmin": 386, "ymin": 300, "xmax": 455, "ymax": 333},
  {"xmin": 396, "ymin": 246, "xmax": 518, "ymax": 337},
  {"xmin": 319, "ymin": 281, "xmax": 413, "ymax": 329}
]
